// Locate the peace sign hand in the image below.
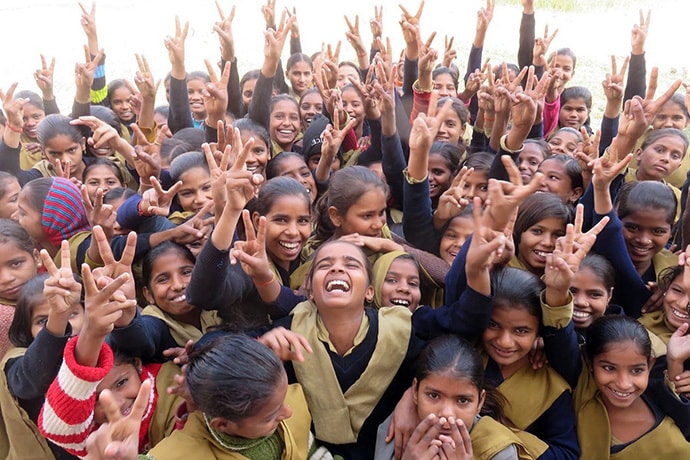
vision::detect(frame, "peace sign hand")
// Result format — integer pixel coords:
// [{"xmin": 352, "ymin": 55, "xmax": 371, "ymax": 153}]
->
[
  {"xmin": 139, "ymin": 177, "xmax": 183, "ymax": 217},
  {"xmin": 231, "ymin": 210, "xmax": 272, "ymax": 282},
  {"xmin": 214, "ymin": 1, "xmax": 236, "ymax": 62},
  {"xmin": 41, "ymin": 242, "xmax": 82, "ymax": 336},
  {"xmin": 34, "ymin": 55, "xmax": 56, "ymax": 99}
]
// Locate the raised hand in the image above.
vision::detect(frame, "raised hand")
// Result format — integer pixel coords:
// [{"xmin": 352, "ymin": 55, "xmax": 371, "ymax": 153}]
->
[
  {"xmin": 0, "ymin": 83, "xmax": 27, "ymax": 131},
  {"xmin": 640, "ymin": 67, "xmax": 682, "ymax": 125},
  {"xmin": 408, "ymin": 93, "xmax": 454, "ymax": 154},
  {"xmin": 466, "ymin": 198, "xmax": 508, "ymax": 295},
  {"xmin": 230, "ymin": 210, "xmax": 272, "ymax": 280},
  {"xmin": 261, "ymin": 0, "xmax": 276, "ymax": 28},
  {"xmin": 78, "ymin": 2, "xmax": 97, "ymax": 41},
  {"xmin": 214, "ymin": 1, "xmax": 236, "ymax": 62},
  {"xmin": 258, "ymin": 326, "xmax": 313, "ymax": 362},
  {"xmin": 602, "ymin": 55, "xmax": 629, "ymax": 104},
  {"xmin": 631, "ymin": 9, "xmax": 651, "ymax": 55},
  {"xmin": 34, "ymin": 55, "xmax": 56, "ymax": 99},
  {"xmin": 165, "ymin": 16, "xmax": 189, "ymax": 79},
  {"xmin": 533, "ymin": 25, "xmax": 558, "ymax": 67},
  {"xmin": 438, "ymin": 417, "xmax": 473, "ymax": 460},
  {"xmin": 345, "ymin": 15, "xmax": 367, "ymax": 58},
  {"xmin": 433, "ymin": 167, "xmax": 472, "ymax": 228},
  {"xmin": 400, "ymin": 414, "xmax": 443, "ymax": 460},
  {"xmin": 139, "ymin": 176, "xmax": 183, "ymax": 217},
  {"xmin": 41, "ymin": 242, "xmax": 83, "ymax": 336},
  {"xmin": 134, "ymin": 54, "xmax": 159, "ymax": 102},
  {"xmin": 370, "ymin": 5, "xmax": 383, "ymax": 39},
  {"xmin": 203, "ymin": 59, "xmax": 231, "ymax": 126},
  {"xmin": 81, "ymin": 185, "xmax": 116, "ymax": 235},
  {"xmin": 442, "ymin": 35, "xmax": 457, "ymax": 68},
  {"xmin": 75, "ymin": 45, "xmax": 105, "ymax": 104},
  {"xmin": 71, "ymin": 115, "xmax": 123, "ymax": 154}
]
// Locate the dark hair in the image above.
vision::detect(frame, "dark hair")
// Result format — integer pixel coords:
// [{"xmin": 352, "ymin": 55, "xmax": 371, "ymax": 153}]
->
[
  {"xmin": 106, "ymin": 80, "xmax": 132, "ymax": 107},
  {"xmin": 0, "ymin": 172, "xmax": 19, "ymax": 200},
  {"xmin": 659, "ymin": 93, "xmax": 690, "ymax": 121},
  {"xmin": 160, "ymin": 138, "xmax": 194, "ymax": 165},
  {"xmin": 21, "ymin": 177, "xmax": 53, "ymax": 214},
  {"xmin": 88, "ymin": 105, "xmax": 121, "ymax": 132},
  {"xmin": 234, "ymin": 118, "xmax": 273, "ymax": 157},
  {"xmin": 314, "ymin": 166, "xmax": 387, "ymax": 243},
  {"xmin": 169, "ymin": 151, "xmax": 209, "ymax": 182},
  {"xmin": 560, "ymin": 86, "xmax": 592, "ymax": 128},
  {"xmin": 306, "ymin": 240, "xmax": 373, "ymax": 295},
  {"xmin": 240, "ymin": 69, "xmax": 261, "ymax": 89},
  {"xmin": 103, "ymin": 187, "xmax": 136, "ymax": 205},
  {"xmin": 36, "ymin": 114, "xmax": 83, "ymax": 148},
  {"xmin": 513, "ymin": 193, "xmax": 572, "ymax": 251},
  {"xmin": 83, "ymin": 158, "xmax": 125, "ymax": 185},
  {"xmin": 437, "ymin": 96, "xmax": 469, "ymax": 128},
  {"xmin": 256, "ymin": 177, "xmax": 310, "ymax": 216},
  {"xmin": 414, "ymin": 334, "xmax": 509, "ymax": 425},
  {"xmin": 0, "ymin": 218, "xmax": 35, "ymax": 254},
  {"xmin": 286, "ymin": 53, "xmax": 313, "ymax": 72},
  {"xmin": 15, "ymin": 90, "xmax": 44, "ymax": 111},
  {"xmin": 187, "ymin": 71, "xmax": 210, "ymax": 84},
  {"xmin": 265, "ymin": 152, "xmax": 309, "ymax": 180},
  {"xmin": 523, "ymin": 139, "xmax": 550, "ymax": 159},
  {"xmin": 8, "ymin": 274, "xmax": 50, "ymax": 347},
  {"xmin": 185, "ymin": 333, "xmax": 285, "ymax": 422},
  {"xmin": 579, "ymin": 254, "xmax": 615, "ymax": 291},
  {"xmin": 491, "ymin": 267, "xmax": 543, "ymax": 320},
  {"xmin": 658, "ymin": 264, "xmax": 684, "ymax": 296},
  {"xmin": 616, "ymin": 181, "xmax": 676, "ymax": 226},
  {"xmin": 432, "ymin": 66, "xmax": 459, "ymax": 90},
  {"xmin": 141, "ymin": 242, "xmax": 195, "ymax": 290},
  {"xmin": 547, "ymin": 126, "xmax": 583, "ymax": 144},
  {"xmin": 555, "ymin": 48, "xmax": 577, "ymax": 68},
  {"xmin": 540, "ymin": 154, "xmax": 584, "ymax": 191},
  {"xmin": 640, "ymin": 127, "xmax": 689, "ymax": 153},
  {"xmin": 585, "ymin": 315, "xmax": 652, "ymax": 363},
  {"xmin": 154, "ymin": 105, "xmax": 169, "ymax": 119},
  {"xmin": 338, "ymin": 61, "xmax": 359, "ymax": 74},
  {"xmin": 430, "ymin": 142, "xmax": 462, "ymax": 174},
  {"xmin": 462, "ymin": 151, "xmax": 493, "ymax": 173},
  {"xmin": 171, "ymin": 127, "xmax": 205, "ymax": 151}
]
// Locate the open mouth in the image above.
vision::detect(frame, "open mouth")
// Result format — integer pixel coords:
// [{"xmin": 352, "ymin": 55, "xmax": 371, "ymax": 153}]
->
[
  {"xmin": 326, "ymin": 279, "xmax": 350, "ymax": 292},
  {"xmin": 390, "ymin": 298, "xmax": 411, "ymax": 308},
  {"xmin": 533, "ymin": 250, "xmax": 551, "ymax": 263},
  {"xmin": 670, "ymin": 307, "xmax": 690, "ymax": 320}
]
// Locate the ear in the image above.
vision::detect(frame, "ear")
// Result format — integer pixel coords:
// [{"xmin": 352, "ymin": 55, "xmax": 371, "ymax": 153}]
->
[
  {"xmin": 209, "ymin": 416, "xmax": 231, "ymax": 433},
  {"xmin": 133, "ymin": 358, "xmax": 143, "ymax": 376},
  {"xmin": 411, "ymin": 378, "xmax": 419, "ymax": 406},
  {"xmin": 477, "ymin": 389, "xmax": 486, "ymax": 414},
  {"xmin": 364, "ymin": 285, "xmax": 374, "ymax": 304},
  {"xmin": 607, "ymin": 287, "xmax": 614, "ymax": 303},
  {"xmin": 569, "ymin": 187, "xmax": 584, "ymax": 204},
  {"xmin": 328, "ymin": 206, "xmax": 342, "ymax": 228},
  {"xmin": 252, "ymin": 211, "xmax": 261, "ymax": 232},
  {"xmin": 142, "ymin": 287, "xmax": 155, "ymax": 305},
  {"xmin": 649, "ymin": 356, "xmax": 656, "ymax": 369},
  {"xmin": 32, "ymin": 249, "xmax": 41, "ymax": 269},
  {"xmin": 635, "ymin": 147, "xmax": 643, "ymax": 160},
  {"xmin": 81, "ymin": 137, "xmax": 87, "ymax": 150}
]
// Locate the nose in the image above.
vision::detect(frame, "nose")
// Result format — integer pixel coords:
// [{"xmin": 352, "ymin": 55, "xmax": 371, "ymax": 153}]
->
[
  {"xmin": 496, "ymin": 330, "xmax": 513, "ymax": 349},
  {"xmin": 439, "ymin": 400, "xmax": 455, "ymax": 420},
  {"xmin": 373, "ymin": 215, "xmax": 385, "ymax": 231},
  {"xmin": 285, "ymin": 220, "xmax": 298, "ymax": 236},
  {"xmin": 573, "ymin": 291, "xmax": 588, "ymax": 307},
  {"xmin": 616, "ymin": 372, "xmax": 634, "ymax": 391},
  {"xmin": 543, "ymin": 233, "xmax": 557, "ymax": 249},
  {"xmin": 172, "ymin": 274, "xmax": 186, "ymax": 291},
  {"xmin": 397, "ymin": 281, "xmax": 410, "ymax": 293},
  {"xmin": 278, "ymin": 402, "xmax": 292, "ymax": 422},
  {"xmin": 0, "ymin": 269, "xmax": 13, "ymax": 284},
  {"xmin": 10, "ymin": 208, "xmax": 19, "ymax": 221}
]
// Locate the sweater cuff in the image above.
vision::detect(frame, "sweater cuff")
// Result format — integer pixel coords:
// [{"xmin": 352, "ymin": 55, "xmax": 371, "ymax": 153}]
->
[
  {"xmin": 61, "ymin": 336, "xmax": 114, "ymax": 389},
  {"xmin": 540, "ymin": 291, "xmax": 573, "ymax": 328}
]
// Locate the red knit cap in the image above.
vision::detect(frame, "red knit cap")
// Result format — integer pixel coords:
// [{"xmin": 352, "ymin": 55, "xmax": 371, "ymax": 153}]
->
[{"xmin": 41, "ymin": 177, "xmax": 91, "ymax": 247}]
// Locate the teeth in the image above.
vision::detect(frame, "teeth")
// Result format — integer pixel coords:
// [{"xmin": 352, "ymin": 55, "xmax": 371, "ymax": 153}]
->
[
  {"xmin": 534, "ymin": 250, "xmax": 550, "ymax": 258},
  {"xmin": 672, "ymin": 308, "xmax": 690, "ymax": 319},
  {"xmin": 611, "ymin": 389, "xmax": 632, "ymax": 398},
  {"xmin": 326, "ymin": 279, "xmax": 350, "ymax": 292},
  {"xmin": 391, "ymin": 299, "xmax": 410, "ymax": 307},
  {"xmin": 172, "ymin": 295, "xmax": 186, "ymax": 302},
  {"xmin": 279, "ymin": 241, "xmax": 299, "ymax": 250},
  {"xmin": 573, "ymin": 311, "xmax": 591, "ymax": 318},
  {"xmin": 279, "ymin": 129, "xmax": 294, "ymax": 134},
  {"xmin": 246, "ymin": 165, "xmax": 258, "ymax": 172}
]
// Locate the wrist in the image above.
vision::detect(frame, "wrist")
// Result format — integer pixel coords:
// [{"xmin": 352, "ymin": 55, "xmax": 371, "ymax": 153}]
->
[
  {"xmin": 4, "ymin": 123, "xmax": 23, "ymax": 133},
  {"xmin": 254, "ymin": 271, "xmax": 276, "ymax": 287}
]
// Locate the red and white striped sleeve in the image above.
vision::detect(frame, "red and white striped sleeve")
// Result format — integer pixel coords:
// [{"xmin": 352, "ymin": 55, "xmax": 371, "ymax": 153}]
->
[{"xmin": 38, "ymin": 336, "xmax": 114, "ymax": 458}]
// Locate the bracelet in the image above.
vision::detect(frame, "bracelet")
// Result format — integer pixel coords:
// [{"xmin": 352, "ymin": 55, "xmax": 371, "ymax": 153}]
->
[
  {"xmin": 357, "ymin": 51, "xmax": 367, "ymax": 58},
  {"xmin": 484, "ymin": 117, "xmax": 495, "ymax": 122},
  {"xmin": 254, "ymin": 272, "xmax": 276, "ymax": 288},
  {"xmin": 5, "ymin": 123, "xmax": 22, "ymax": 133}
]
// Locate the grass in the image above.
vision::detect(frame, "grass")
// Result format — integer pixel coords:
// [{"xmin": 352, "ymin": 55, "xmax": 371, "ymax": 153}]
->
[{"xmin": 496, "ymin": 0, "xmax": 652, "ymax": 12}]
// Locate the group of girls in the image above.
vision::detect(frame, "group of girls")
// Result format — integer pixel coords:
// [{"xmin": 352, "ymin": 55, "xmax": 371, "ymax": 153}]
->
[{"xmin": 0, "ymin": 0, "xmax": 689, "ymax": 459}]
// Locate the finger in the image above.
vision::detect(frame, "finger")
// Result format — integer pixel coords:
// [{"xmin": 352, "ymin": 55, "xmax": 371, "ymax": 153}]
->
[
  {"xmin": 130, "ymin": 378, "xmax": 153, "ymax": 421},
  {"xmin": 92, "ymin": 225, "xmax": 116, "ymax": 265},
  {"xmin": 204, "ymin": 59, "xmax": 219, "ymax": 83},
  {"xmin": 241, "ymin": 209, "xmax": 257, "ymax": 241},
  {"xmin": 119, "ymin": 231, "xmax": 138, "ymax": 269},
  {"xmin": 97, "ymin": 389, "xmax": 124, "ymax": 423},
  {"xmin": 81, "ymin": 263, "xmax": 98, "ymax": 297},
  {"xmin": 255, "ymin": 215, "xmax": 267, "ymax": 252},
  {"xmin": 645, "ymin": 67, "xmax": 658, "ymax": 101},
  {"xmin": 202, "ymin": 143, "xmax": 220, "ymax": 170},
  {"xmin": 215, "ymin": 0, "xmax": 225, "ymax": 20}
]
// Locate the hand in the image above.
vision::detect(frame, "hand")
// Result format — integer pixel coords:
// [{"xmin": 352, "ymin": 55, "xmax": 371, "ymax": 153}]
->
[
  {"xmin": 165, "ymin": 16, "xmax": 189, "ymax": 78},
  {"xmin": 261, "ymin": 0, "xmax": 276, "ymax": 28},
  {"xmin": 85, "ymin": 379, "xmax": 150, "ymax": 460},
  {"xmin": 0, "ymin": 82, "xmax": 27, "ymax": 128},
  {"xmin": 528, "ymin": 337, "xmax": 547, "ymax": 370},
  {"xmin": 667, "ymin": 322, "xmax": 690, "ymax": 363},
  {"xmin": 590, "ymin": 137, "xmax": 633, "ymax": 190},
  {"xmin": 438, "ymin": 417, "xmax": 473, "ymax": 460},
  {"xmin": 134, "ymin": 54, "xmax": 159, "ymax": 102},
  {"xmin": 213, "ymin": 1, "xmax": 236, "ymax": 62},
  {"xmin": 75, "ymin": 46, "xmax": 105, "ymax": 103},
  {"xmin": 467, "ymin": 198, "xmax": 508, "ymax": 273},
  {"xmin": 631, "ymin": 9, "xmax": 651, "ymax": 55},
  {"xmin": 640, "ymin": 68, "xmax": 682, "ymax": 125},
  {"xmin": 399, "ymin": 1, "xmax": 425, "ymax": 27},
  {"xmin": 81, "ymin": 185, "xmax": 116, "ymax": 234},
  {"xmin": 221, "ymin": 128, "xmax": 263, "ymax": 214},
  {"xmin": 321, "ymin": 108, "xmax": 357, "ymax": 161},
  {"xmin": 286, "ymin": 7, "xmax": 300, "ymax": 38},
  {"xmin": 533, "ymin": 24, "xmax": 558, "ymax": 67},
  {"xmin": 401, "ymin": 414, "xmax": 442, "ymax": 460},
  {"xmin": 434, "ymin": 168, "xmax": 472, "ymax": 227},
  {"xmin": 258, "ymin": 327, "xmax": 313, "ymax": 362},
  {"xmin": 641, "ymin": 281, "xmax": 663, "ymax": 314},
  {"xmin": 442, "ymin": 35, "xmax": 456, "ymax": 68},
  {"xmin": 416, "ymin": 29, "xmax": 438, "ymax": 77},
  {"xmin": 139, "ymin": 176, "xmax": 183, "ymax": 216},
  {"xmin": 408, "ymin": 93, "xmax": 455, "ymax": 154},
  {"xmin": 345, "ymin": 15, "xmax": 367, "ymax": 56},
  {"xmin": 34, "ymin": 55, "xmax": 55, "ymax": 98},
  {"xmin": 573, "ymin": 128, "xmax": 601, "ymax": 175},
  {"xmin": 130, "ymin": 129, "xmax": 162, "ymax": 184},
  {"xmin": 230, "ymin": 211, "xmax": 272, "ymax": 280},
  {"xmin": 91, "ymin": 225, "xmax": 137, "ymax": 306},
  {"xmin": 162, "ymin": 339, "xmax": 194, "ymax": 366},
  {"xmin": 509, "ymin": 87, "xmax": 538, "ymax": 129},
  {"xmin": 615, "ymin": 96, "xmax": 648, "ymax": 144},
  {"xmin": 370, "ymin": 5, "xmax": 383, "ymax": 39},
  {"xmin": 385, "ymin": 388, "xmax": 420, "ymax": 460},
  {"xmin": 41, "ymin": 242, "xmax": 82, "ymax": 336},
  {"xmin": 173, "ymin": 201, "xmax": 214, "ymax": 246},
  {"xmin": 78, "ymin": 2, "xmax": 97, "ymax": 39},
  {"xmin": 475, "ymin": 0, "xmax": 495, "ymax": 36},
  {"xmin": 602, "ymin": 55, "xmax": 629, "ymax": 103},
  {"xmin": 337, "ymin": 234, "xmax": 403, "ymax": 253},
  {"xmin": 262, "ymin": 11, "xmax": 294, "ymax": 74},
  {"xmin": 71, "ymin": 116, "xmax": 121, "ymax": 153},
  {"xmin": 203, "ymin": 59, "xmax": 231, "ymax": 125}
]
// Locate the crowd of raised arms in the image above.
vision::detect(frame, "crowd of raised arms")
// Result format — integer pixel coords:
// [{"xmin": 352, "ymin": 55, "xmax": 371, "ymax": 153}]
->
[{"xmin": 0, "ymin": 0, "xmax": 689, "ymax": 459}]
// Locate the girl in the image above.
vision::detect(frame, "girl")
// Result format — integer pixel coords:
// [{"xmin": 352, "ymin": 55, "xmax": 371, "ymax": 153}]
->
[
  {"xmin": 0, "ymin": 219, "xmax": 40, "ymax": 358},
  {"xmin": 341, "ymin": 84, "xmax": 367, "ymax": 142},
  {"xmin": 299, "ymin": 87, "xmax": 323, "ymax": 130},
  {"xmin": 234, "ymin": 118, "xmax": 272, "ymax": 176},
  {"xmin": 558, "ymin": 86, "xmax": 592, "ymax": 132},
  {"xmin": 373, "ymin": 252, "xmax": 423, "ymax": 312},
  {"xmin": 461, "ymin": 152, "xmax": 492, "ymax": 205},
  {"xmin": 108, "ymin": 242, "xmax": 221, "ymax": 362},
  {"xmin": 546, "ymin": 127, "xmax": 582, "ymax": 156},
  {"xmin": 428, "ymin": 142, "xmax": 461, "ymax": 206},
  {"xmin": 188, "ymin": 176, "xmax": 310, "ymax": 326},
  {"xmin": 537, "ymin": 154, "xmax": 584, "ymax": 206},
  {"xmin": 432, "ymin": 66, "xmax": 459, "ymax": 99},
  {"xmin": 13, "ymin": 177, "xmax": 96, "ymax": 272},
  {"xmin": 239, "ymin": 69, "xmax": 260, "ymax": 115},
  {"xmin": 268, "ymin": 95, "xmax": 302, "ymax": 155},
  {"xmin": 518, "ymin": 139, "xmax": 549, "ymax": 185},
  {"xmin": 168, "ymin": 151, "xmax": 213, "ymax": 216},
  {"xmin": 265, "ymin": 152, "xmax": 318, "ymax": 204},
  {"xmin": 105, "ymin": 80, "xmax": 136, "ymax": 137},
  {"xmin": 337, "ymin": 61, "xmax": 361, "ymax": 89},
  {"xmin": 592, "ymin": 153, "xmax": 678, "ymax": 317},
  {"xmin": 14, "ymin": 90, "xmax": 48, "ymax": 170},
  {"xmin": 376, "ymin": 335, "xmax": 538, "ymax": 459},
  {"xmin": 438, "ymin": 207, "xmax": 475, "ymax": 266},
  {"xmin": 83, "ymin": 333, "xmax": 332, "ymax": 459},
  {"xmin": 510, "ymin": 193, "xmax": 572, "ymax": 276},
  {"xmin": 285, "ymin": 53, "xmax": 313, "ymax": 99},
  {"xmin": 38, "ymin": 261, "xmax": 183, "ymax": 458},
  {"xmin": 433, "ymin": 97, "xmax": 469, "ymax": 146},
  {"xmin": 0, "ymin": 172, "xmax": 21, "ymax": 219},
  {"xmin": 548, "ymin": 314, "xmax": 690, "ymax": 456},
  {"xmin": 82, "ymin": 158, "xmax": 125, "ymax": 203},
  {"xmin": 1, "ymin": 244, "xmax": 84, "ymax": 460},
  {"xmin": 649, "ymin": 93, "xmax": 690, "ymax": 188},
  {"xmin": 570, "ymin": 253, "xmax": 617, "ymax": 332},
  {"xmin": 185, "ymin": 71, "xmax": 210, "ymax": 128}
]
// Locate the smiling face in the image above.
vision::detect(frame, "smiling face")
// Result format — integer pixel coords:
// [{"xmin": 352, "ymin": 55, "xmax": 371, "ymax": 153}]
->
[
  {"xmin": 592, "ymin": 341, "xmax": 651, "ymax": 411},
  {"xmin": 309, "ymin": 242, "xmax": 373, "ymax": 311},
  {"xmin": 143, "ymin": 249, "xmax": 197, "ymax": 324},
  {"xmin": 187, "ymin": 78, "xmax": 207, "ymax": 118},
  {"xmin": 380, "ymin": 258, "xmax": 422, "ymax": 312},
  {"xmin": 299, "ymin": 92, "xmax": 323, "ymax": 129},
  {"xmin": 547, "ymin": 130, "xmax": 580, "ymax": 155},
  {"xmin": 270, "ymin": 99, "xmax": 301, "ymax": 150},
  {"xmin": 435, "ymin": 110, "xmax": 463, "ymax": 145},
  {"xmin": 241, "ymin": 78, "xmax": 258, "ymax": 108},
  {"xmin": 94, "ymin": 361, "xmax": 142, "ymax": 425},
  {"xmin": 538, "ymin": 159, "xmax": 582, "ymax": 204},
  {"xmin": 439, "ymin": 216, "xmax": 474, "ymax": 265},
  {"xmin": 330, "ymin": 188, "xmax": 387, "ymax": 238},
  {"xmin": 662, "ymin": 274, "xmax": 690, "ymax": 329},
  {"xmin": 413, "ymin": 372, "xmax": 485, "ymax": 433},
  {"xmin": 176, "ymin": 166, "xmax": 212, "ymax": 213},
  {"xmin": 518, "ymin": 144, "xmax": 546, "ymax": 184},
  {"xmin": 0, "ymin": 177, "xmax": 21, "ymax": 219},
  {"xmin": 22, "ymin": 103, "xmax": 45, "ymax": 140},
  {"xmin": 635, "ymin": 135, "xmax": 686, "ymax": 181},
  {"xmin": 30, "ymin": 298, "xmax": 84, "ymax": 339},
  {"xmin": 241, "ymin": 130, "xmax": 270, "ymax": 175},
  {"xmin": 14, "ymin": 188, "xmax": 44, "ymax": 244},
  {"xmin": 259, "ymin": 195, "xmax": 311, "ymax": 271},
  {"xmin": 433, "ymin": 73, "xmax": 458, "ymax": 99},
  {"xmin": 273, "ymin": 155, "xmax": 317, "ymax": 203},
  {"xmin": 553, "ymin": 54, "xmax": 575, "ymax": 87},
  {"xmin": 0, "ymin": 242, "xmax": 39, "ymax": 301},
  {"xmin": 84, "ymin": 165, "xmax": 123, "ymax": 202},
  {"xmin": 110, "ymin": 86, "xmax": 135, "ymax": 123},
  {"xmin": 482, "ymin": 305, "xmax": 539, "ymax": 379},
  {"xmin": 620, "ymin": 208, "xmax": 671, "ymax": 274},
  {"xmin": 427, "ymin": 153, "xmax": 453, "ymax": 199},
  {"xmin": 336, "ymin": 65, "xmax": 360, "ymax": 89},
  {"xmin": 559, "ymin": 97, "xmax": 589, "ymax": 129},
  {"xmin": 462, "ymin": 170, "xmax": 489, "ymax": 204},
  {"xmin": 518, "ymin": 217, "xmax": 566, "ymax": 276},
  {"xmin": 570, "ymin": 267, "xmax": 612, "ymax": 330},
  {"xmin": 341, "ymin": 87, "xmax": 365, "ymax": 131},
  {"xmin": 652, "ymin": 102, "xmax": 689, "ymax": 130}
]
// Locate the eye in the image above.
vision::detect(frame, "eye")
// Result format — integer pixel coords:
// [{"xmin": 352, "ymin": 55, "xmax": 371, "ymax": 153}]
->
[
  {"xmin": 631, "ymin": 367, "xmax": 646, "ymax": 375},
  {"xmin": 602, "ymin": 365, "xmax": 614, "ymax": 372},
  {"xmin": 653, "ymin": 228, "xmax": 669, "ymax": 235},
  {"xmin": 182, "ymin": 267, "xmax": 193, "ymax": 277},
  {"xmin": 487, "ymin": 320, "xmax": 499, "ymax": 329},
  {"xmin": 515, "ymin": 327, "xmax": 529, "ymax": 335},
  {"xmin": 479, "ymin": 184, "xmax": 488, "ymax": 192},
  {"xmin": 530, "ymin": 228, "xmax": 543, "ymax": 235},
  {"xmin": 457, "ymin": 397, "xmax": 470, "ymax": 404},
  {"xmin": 10, "ymin": 260, "xmax": 24, "ymax": 268},
  {"xmin": 384, "ymin": 277, "xmax": 398, "ymax": 284},
  {"xmin": 115, "ymin": 378, "xmax": 129, "ymax": 389},
  {"xmin": 155, "ymin": 274, "xmax": 170, "ymax": 284},
  {"xmin": 426, "ymin": 391, "xmax": 439, "ymax": 400}
]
